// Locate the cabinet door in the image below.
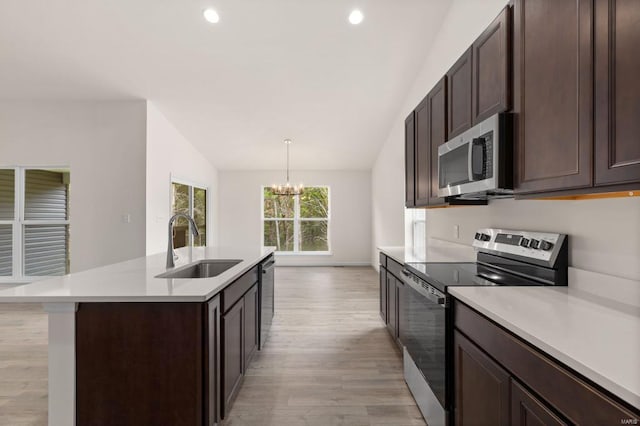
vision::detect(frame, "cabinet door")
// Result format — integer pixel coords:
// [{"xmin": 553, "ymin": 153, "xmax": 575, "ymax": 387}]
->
[
  {"xmin": 594, "ymin": 0, "xmax": 640, "ymax": 186},
  {"xmin": 454, "ymin": 330, "xmax": 510, "ymax": 426},
  {"xmin": 428, "ymin": 77, "xmax": 448, "ymax": 206},
  {"xmin": 386, "ymin": 274, "xmax": 397, "ymax": 340},
  {"xmin": 222, "ymin": 300, "xmax": 244, "ymax": 418},
  {"xmin": 405, "ymin": 112, "xmax": 416, "ymax": 207},
  {"xmin": 472, "ymin": 6, "xmax": 512, "ymax": 124},
  {"xmin": 415, "ymin": 98, "xmax": 431, "ymax": 206},
  {"xmin": 379, "ymin": 267, "xmax": 388, "ymax": 323},
  {"xmin": 513, "ymin": 0, "xmax": 593, "ymax": 194},
  {"xmin": 447, "ymin": 47, "xmax": 473, "ymax": 139},
  {"xmin": 511, "ymin": 380, "xmax": 568, "ymax": 426},
  {"xmin": 205, "ymin": 297, "xmax": 221, "ymax": 426},
  {"xmin": 244, "ymin": 284, "xmax": 259, "ymax": 368},
  {"xmin": 396, "ymin": 275, "xmax": 406, "ymax": 345}
]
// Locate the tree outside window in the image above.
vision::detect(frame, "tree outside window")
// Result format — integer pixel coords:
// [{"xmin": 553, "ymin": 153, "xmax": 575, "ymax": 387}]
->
[{"xmin": 263, "ymin": 186, "xmax": 329, "ymax": 253}]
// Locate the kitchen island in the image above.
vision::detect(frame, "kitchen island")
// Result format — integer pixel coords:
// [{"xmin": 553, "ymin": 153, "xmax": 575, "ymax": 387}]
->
[{"xmin": 0, "ymin": 246, "xmax": 275, "ymax": 426}]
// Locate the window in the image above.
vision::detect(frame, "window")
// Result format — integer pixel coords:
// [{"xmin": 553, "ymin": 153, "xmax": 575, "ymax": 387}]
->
[
  {"xmin": 262, "ymin": 186, "xmax": 330, "ymax": 253},
  {"xmin": 0, "ymin": 167, "xmax": 70, "ymax": 281},
  {"xmin": 171, "ymin": 181, "xmax": 207, "ymax": 249}
]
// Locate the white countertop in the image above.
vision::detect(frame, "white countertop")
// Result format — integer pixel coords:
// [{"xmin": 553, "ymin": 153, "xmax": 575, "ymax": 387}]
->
[
  {"xmin": 0, "ymin": 246, "xmax": 274, "ymax": 303},
  {"xmin": 449, "ymin": 286, "xmax": 640, "ymax": 409},
  {"xmin": 379, "ymin": 238, "xmax": 477, "ymax": 265}
]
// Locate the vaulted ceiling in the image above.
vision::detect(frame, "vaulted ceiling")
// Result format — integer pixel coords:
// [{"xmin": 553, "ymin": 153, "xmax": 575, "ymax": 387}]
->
[{"xmin": 0, "ymin": 0, "xmax": 452, "ymax": 170}]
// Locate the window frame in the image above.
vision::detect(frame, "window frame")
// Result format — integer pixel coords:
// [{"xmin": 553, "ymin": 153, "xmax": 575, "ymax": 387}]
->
[
  {"xmin": 0, "ymin": 166, "xmax": 71, "ymax": 283},
  {"xmin": 261, "ymin": 185, "xmax": 331, "ymax": 255},
  {"xmin": 170, "ymin": 176, "xmax": 209, "ymax": 247}
]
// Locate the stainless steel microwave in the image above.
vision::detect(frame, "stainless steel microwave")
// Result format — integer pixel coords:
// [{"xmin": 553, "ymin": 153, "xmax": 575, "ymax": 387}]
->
[{"xmin": 437, "ymin": 113, "xmax": 513, "ymax": 198}]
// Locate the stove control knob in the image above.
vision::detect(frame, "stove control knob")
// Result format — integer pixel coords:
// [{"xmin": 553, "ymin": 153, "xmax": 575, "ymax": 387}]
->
[
  {"xmin": 539, "ymin": 240, "xmax": 554, "ymax": 251},
  {"xmin": 480, "ymin": 233, "xmax": 491, "ymax": 242},
  {"xmin": 529, "ymin": 239, "xmax": 540, "ymax": 249},
  {"xmin": 520, "ymin": 238, "xmax": 530, "ymax": 248}
]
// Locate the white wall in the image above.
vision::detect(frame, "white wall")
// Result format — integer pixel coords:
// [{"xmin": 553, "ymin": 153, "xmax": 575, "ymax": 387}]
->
[
  {"xmin": 145, "ymin": 102, "xmax": 219, "ymax": 255},
  {"xmin": 218, "ymin": 170, "xmax": 371, "ymax": 266},
  {"xmin": 371, "ymin": 0, "xmax": 510, "ymax": 265},
  {"xmin": 370, "ymin": 0, "xmax": 640, "ymax": 281},
  {"xmin": 425, "ymin": 197, "xmax": 640, "ymax": 281},
  {"xmin": 0, "ymin": 101, "xmax": 147, "ymax": 273}
]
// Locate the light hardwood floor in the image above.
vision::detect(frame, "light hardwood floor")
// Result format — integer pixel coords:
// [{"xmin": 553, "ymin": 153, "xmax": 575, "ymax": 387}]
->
[{"xmin": 0, "ymin": 267, "xmax": 425, "ymax": 426}]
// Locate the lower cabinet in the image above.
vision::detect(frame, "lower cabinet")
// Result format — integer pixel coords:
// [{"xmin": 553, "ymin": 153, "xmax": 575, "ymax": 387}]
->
[
  {"xmin": 454, "ymin": 330, "xmax": 510, "ymax": 426},
  {"xmin": 379, "ymin": 253, "xmax": 404, "ymax": 347},
  {"xmin": 222, "ymin": 282, "xmax": 259, "ymax": 419},
  {"xmin": 454, "ymin": 300, "xmax": 639, "ymax": 424},
  {"xmin": 205, "ymin": 296, "xmax": 221, "ymax": 426},
  {"xmin": 511, "ymin": 380, "xmax": 568, "ymax": 426}
]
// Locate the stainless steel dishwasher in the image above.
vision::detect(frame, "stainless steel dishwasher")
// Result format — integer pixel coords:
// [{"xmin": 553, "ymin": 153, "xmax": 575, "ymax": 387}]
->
[{"xmin": 259, "ymin": 255, "xmax": 275, "ymax": 349}]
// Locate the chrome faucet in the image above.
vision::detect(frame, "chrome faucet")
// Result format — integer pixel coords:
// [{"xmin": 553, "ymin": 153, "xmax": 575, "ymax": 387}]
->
[{"xmin": 167, "ymin": 213, "xmax": 200, "ymax": 268}]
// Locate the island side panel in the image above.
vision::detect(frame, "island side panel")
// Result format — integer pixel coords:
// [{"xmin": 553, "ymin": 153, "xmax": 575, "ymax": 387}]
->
[
  {"xmin": 75, "ymin": 303, "xmax": 204, "ymax": 426},
  {"xmin": 43, "ymin": 303, "xmax": 78, "ymax": 426}
]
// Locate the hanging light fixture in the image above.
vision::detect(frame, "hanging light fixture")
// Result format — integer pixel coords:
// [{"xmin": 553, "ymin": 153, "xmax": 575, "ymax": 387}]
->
[{"xmin": 271, "ymin": 139, "xmax": 304, "ymax": 196}]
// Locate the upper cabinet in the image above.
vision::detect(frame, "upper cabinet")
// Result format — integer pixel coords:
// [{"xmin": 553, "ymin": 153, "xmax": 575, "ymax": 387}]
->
[
  {"xmin": 405, "ymin": 77, "xmax": 448, "ymax": 208},
  {"xmin": 447, "ymin": 48, "xmax": 473, "ymax": 139},
  {"xmin": 514, "ymin": 0, "xmax": 640, "ymax": 196},
  {"xmin": 405, "ymin": 112, "xmax": 416, "ymax": 208},
  {"xmin": 415, "ymin": 98, "xmax": 431, "ymax": 206},
  {"xmin": 513, "ymin": 0, "xmax": 594, "ymax": 195},
  {"xmin": 594, "ymin": 0, "xmax": 640, "ymax": 187},
  {"xmin": 472, "ymin": 6, "xmax": 512, "ymax": 124},
  {"xmin": 428, "ymin": 77, "xmax": 448, "ymax": 206}
]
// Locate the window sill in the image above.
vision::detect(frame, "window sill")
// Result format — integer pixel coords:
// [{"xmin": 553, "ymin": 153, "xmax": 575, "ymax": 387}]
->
[{"xmin": 274, "ymin": 251, "xmax": 333, "ymax": 256}]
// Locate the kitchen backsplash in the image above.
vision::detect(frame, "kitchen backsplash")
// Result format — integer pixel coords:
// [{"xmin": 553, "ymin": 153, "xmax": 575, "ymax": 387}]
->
[{"xmin": 423, "ymin": 197, "xmax": 640, "ymax": 281}]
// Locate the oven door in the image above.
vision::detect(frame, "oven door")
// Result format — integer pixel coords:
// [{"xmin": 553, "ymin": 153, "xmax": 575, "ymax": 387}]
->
[{"xmin": 400, "ymin": 272, "xmax": 447, "ymax": 409}]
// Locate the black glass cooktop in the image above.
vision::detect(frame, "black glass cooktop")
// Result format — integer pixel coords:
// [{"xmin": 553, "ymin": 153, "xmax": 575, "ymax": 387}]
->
[{"xmin": 404, "ymin": 262, "xmax": 543, "ymax": 293}]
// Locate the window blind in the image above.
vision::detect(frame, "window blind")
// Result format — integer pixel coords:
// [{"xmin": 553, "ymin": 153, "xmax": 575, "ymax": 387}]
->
[
  {"xmin": 23, "ymin": 170, "xmax": 69, "ymax": 276},
  {"xmin": 0, "ymin": 225, "xmax": 11, "ymax": 276}
]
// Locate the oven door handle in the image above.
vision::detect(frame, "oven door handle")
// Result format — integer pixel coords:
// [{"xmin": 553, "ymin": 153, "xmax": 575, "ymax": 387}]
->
[{"xmin": 402, "ymin": 273, "xmax": 446, "ymax": 307}]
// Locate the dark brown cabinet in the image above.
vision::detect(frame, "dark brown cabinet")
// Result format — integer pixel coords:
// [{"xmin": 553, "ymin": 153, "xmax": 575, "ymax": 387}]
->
[
  {"xmin": 594, "ymin": 0, "xmax": 640, "ymax": 187},
  {"xmin": 511, "ymin": 380, "xmax": 568, "ymax": 426},
  {"xmin": 378, "ymin": 253, "xmax": 405, "ymax": 347},
  {"xmin": 415, "ymin": 98, "xmax": 430, "ymax": 206},
  {"xmin": 386, "ymin": 274, "xmax": 398, "ymax": 339},
  {"xmin": 223, "ymin": 298, "xmax": 244, "ymax": 416},
  {"xmin": 428, "ymin": 77, "xmax": 448, "ymax": 206},
  {"xmin": 447, "ymin": 48, "xmax": 473, "ymax": 139},
  {"xmin": 379, "ymin": 265, "xmax": 387, "ymax": 323},
  {"xmin": 454, "ymin": 330, "xmax": 510, "ymax": 426},
  {"xmin": 454, "ymin": 300, "xmax": 639, "ymax": 425},
  {"xmin": 205, "ymin": 296, "xmax": 221, "ymax": 426},
  {"xmin": 222, "ymin": 281, "xmax": 260, "ymax": 418},
  {"xmin": 405, "ymin": 77, "xmax": 448, "ymax": 208},
  {"xmin": 472, "ymin": 6, "xmax": 512, "ymax": 124},
  {"xmin": 405, "ymin": 112, "xmax": 416, "ymax": 207},
  {"xmin": 513, "ymin": 0, "xmax": 594, "ymax": 194},
  {"xmin": 244, "ymin": 284, "xmax": 258, "ymax": 368}
]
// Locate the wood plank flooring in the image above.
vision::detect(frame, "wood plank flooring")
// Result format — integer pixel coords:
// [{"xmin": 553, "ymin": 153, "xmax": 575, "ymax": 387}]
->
[
  {"xmin": 224, "ymin": 267, "xmax": 425, "ymax": 426},
  {"xmin": 0, "ymin": 267, "xmax": 425, "ymax": 426}
]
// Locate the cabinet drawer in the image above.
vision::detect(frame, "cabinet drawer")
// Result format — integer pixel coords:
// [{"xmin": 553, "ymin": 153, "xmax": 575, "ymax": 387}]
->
[
  {"xmin": 222, "ymin": 267, "xmax": 258, "ymax": 313},
  {"xmin": 379, "ymin": 252, "xmax": 387, "ymax": 268},
  {"xmin": 454, "ymin": 301, "xmax": 638, "ymax": 424},
  {"xmin": 386, "ymin": 257, "xmax": 404, "ymax": 280}
]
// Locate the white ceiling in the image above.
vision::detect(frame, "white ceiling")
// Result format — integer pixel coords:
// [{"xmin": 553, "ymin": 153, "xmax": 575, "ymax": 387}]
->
[{"xmin": 0, "ymin": 0, "xmax": 451, "ymax": 170}]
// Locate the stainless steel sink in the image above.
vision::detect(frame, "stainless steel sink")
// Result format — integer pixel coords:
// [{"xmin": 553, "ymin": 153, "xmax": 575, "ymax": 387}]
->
[{"xmin": 156, "ymin": 259, "xmax": 242, "ymax": 279}]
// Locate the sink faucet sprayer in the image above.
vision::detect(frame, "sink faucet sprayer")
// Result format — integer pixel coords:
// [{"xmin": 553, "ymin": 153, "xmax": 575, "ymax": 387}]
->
[{"xmin": 167, "ymin": 213, "xmax": 200, "ymax": 268}]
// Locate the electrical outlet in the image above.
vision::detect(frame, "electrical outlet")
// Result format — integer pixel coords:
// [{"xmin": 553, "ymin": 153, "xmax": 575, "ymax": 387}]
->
[
  {"xmin": 453, "ymin": 225, "xmax": 460, "ymax": 239},
  {"xmin": 122, "ymin": 213, "xmax": 131, "ymax": 224}
]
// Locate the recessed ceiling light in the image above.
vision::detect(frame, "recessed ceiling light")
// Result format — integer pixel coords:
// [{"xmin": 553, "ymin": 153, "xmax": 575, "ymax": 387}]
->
[
  {"xmin": 349, "ymin": 9, "xmax": 364, "ymax": 25},
  {"xmin": 203, "ymin": 8, "xmax": 220, "ymax": 24}
]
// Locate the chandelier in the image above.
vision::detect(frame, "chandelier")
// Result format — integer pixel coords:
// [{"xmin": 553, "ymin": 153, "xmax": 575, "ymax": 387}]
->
[{"xmin": 272, "ymin": 139, "xmax": 304, "ymax": 196}]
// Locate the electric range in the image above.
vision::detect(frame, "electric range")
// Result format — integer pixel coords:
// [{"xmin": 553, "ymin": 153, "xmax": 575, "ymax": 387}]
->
[{"xmin": 399, "ymin": 228, "xmax": 568, "ymax": 426}]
